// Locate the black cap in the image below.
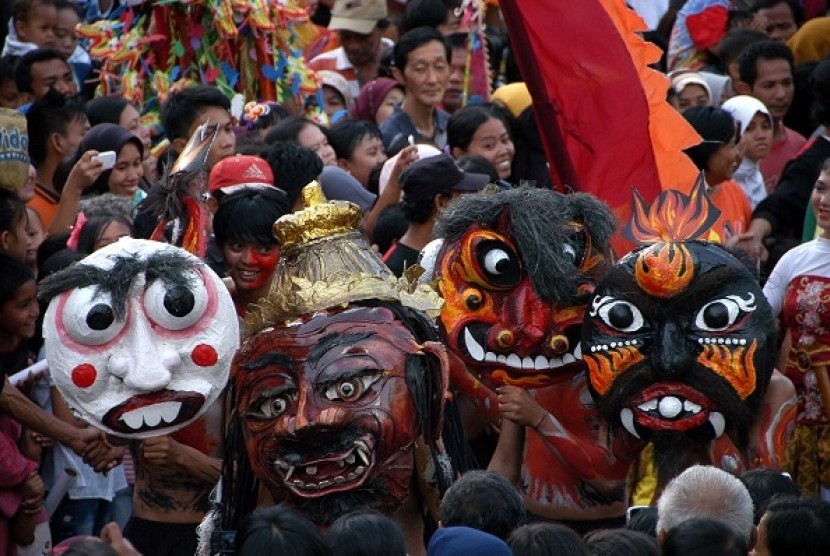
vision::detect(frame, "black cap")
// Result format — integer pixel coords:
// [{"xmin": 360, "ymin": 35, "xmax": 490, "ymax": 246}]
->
[{"xmin": 400, "ymin": 154, "xmax": 490, "ymax": 204}]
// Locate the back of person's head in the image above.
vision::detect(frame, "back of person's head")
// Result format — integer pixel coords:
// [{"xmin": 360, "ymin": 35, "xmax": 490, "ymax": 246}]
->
[
  {"xmin": 26, "ymin": 89, "xmax": 86, "ymax": 165},
  {"xmin": 625, "ymin": 506, "xmax": 659, "ymax": 538},
  {"xmin": 264, "ymin": 115, "xmax": 315, "ymax": 145},
  {"xmin": 213, "ymin": 187, "xmax": 288, "ymax": 248},
  {"xmin": 812, "ymin": 59, "xmax": 830, "ymax": 127},
  {"xmin": 264, "ymin": 142, "xmax": 323, "ymax": 208},
  {"xmin": 235, "ymin": 504, "xmax": 331, "ymax": 556},
  {"xmin": 584, "ymin": 529, "xmax": 658, "ymax": 556},
  {"xmin": 327, "ymin": 119, "xmax": 382, "ymax": 161},
  {"xmin": 682, "ymin": 106, "xmax": 737, "ymax": 171},
  {"xmin": 14, "ymin": 46, "xmax": 65, "ymax": 94},
  {"xmin": 393, "ymin": 26, "xmax": 450, "ymax": 73},
  {"xmin": 161, "ymin": 85, "xmax": 230, "ymax": 142},
  {"xmin": 737, "ymin": 40, "xmax": 795, "ymax": 86},
  {"xmin": 739, "ymin": 469, "xmax": 801, "ymax": 524},
  {"xmin": 86, "ymin": 95, "xmax": 131, "ymax": 127},
  {"xmin": 439, "ymin": 470, "xmax": 525, "ymax": 540},
  {"xmin": 761, "ymin": 497, "xmax": 830, "ymax": 556},
  {"xmin": 0, "ymin": 187, "xmax": 27, "ymax": 238},
  {"xmin": 656, "ymin": 465, "xmax": 754, "ymax": 545},
  {"xmin": 325, "ymin": 510, "xmax": 406, "ymax": 556},
  {"xmin": 506, "ymin": 523, "xmax": 589, "ymax": 556},
  {"xmin": 373, "ymin": 204, "xmax": 407, "ymax": 254},
  {"xmin": 0, "ymin": 252, "xmax": 35, "ymax": 305},
  {"xmin": 455, "ymin": 155, "xmax": 498, "ymax": 183},
  {"xmin": 398, "ymin": 0, "xmax": 458, "ymax": 34},
  {"xmin": 0, "ymin": 55, "xmax": 18, "ymax": 91},
  {"xmin": 661, "ymin": 517, "xmax": 747, "ymax": 556},
  {"xmin": 427, "ymin": 526, "xmax": 512, "ymax": 556},
  {"xmin": 716, "ymin": 28, "xmax": 769, "ymax": 70}
]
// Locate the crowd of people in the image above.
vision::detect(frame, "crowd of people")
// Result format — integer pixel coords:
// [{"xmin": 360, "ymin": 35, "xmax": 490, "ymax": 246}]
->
[{"xmin": 0, "ymin": 0, "xmax": 830, "ymax": 555}]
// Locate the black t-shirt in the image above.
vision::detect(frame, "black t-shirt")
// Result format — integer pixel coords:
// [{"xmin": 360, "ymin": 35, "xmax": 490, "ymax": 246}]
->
[{"xmin": 382, "ymin": 242, "xmax": 421, "ymax": 278}]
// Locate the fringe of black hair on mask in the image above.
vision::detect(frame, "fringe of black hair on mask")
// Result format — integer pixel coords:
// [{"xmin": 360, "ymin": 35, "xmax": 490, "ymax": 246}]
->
[
  {"xmin": 434, "ymin": 187, "xmax": 617, "ymax": 304},
  {"xmin": 39, "ymin": 250, "xmax": 199, "ymax": 320}
]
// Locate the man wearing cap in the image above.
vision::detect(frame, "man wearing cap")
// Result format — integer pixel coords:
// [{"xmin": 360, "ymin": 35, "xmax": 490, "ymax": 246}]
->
[
  {"xmin": 309, "ymin": 0, "xmax": 394, "ymax": 99},
  {"xmin": 382, "ymin": 153, "xmax": 488, "ymax": 277}
]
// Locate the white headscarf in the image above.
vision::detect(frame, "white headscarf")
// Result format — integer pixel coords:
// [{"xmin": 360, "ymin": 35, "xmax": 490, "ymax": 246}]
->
[{"xmin": 721, "ymin": 95, "xmax": 773, "ymax": 208}]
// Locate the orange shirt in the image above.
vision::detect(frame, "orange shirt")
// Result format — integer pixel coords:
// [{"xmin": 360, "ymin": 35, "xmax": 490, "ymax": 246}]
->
[
  {"xmin": 710, "ymin": 179, "xmax": 752, "ymax": 240},
  {"xmin": 27, "ymin": 185, "xmax": 60, "ymax": 230}
]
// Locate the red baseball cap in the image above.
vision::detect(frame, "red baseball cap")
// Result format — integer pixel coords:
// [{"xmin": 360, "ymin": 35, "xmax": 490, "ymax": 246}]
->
[{"xmin": 208, "ymin": 155, "xmax": 275, "ymax": 196}]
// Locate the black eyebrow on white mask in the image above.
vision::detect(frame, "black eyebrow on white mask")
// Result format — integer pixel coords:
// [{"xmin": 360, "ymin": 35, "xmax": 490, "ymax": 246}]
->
[{"xmin": 39, "ymin": 251, "xmax": 199, "ymax": 320}]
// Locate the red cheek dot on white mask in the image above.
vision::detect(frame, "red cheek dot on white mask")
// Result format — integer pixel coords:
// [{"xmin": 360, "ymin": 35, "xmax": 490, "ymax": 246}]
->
[
  {"xmin": 71, "ymin": 363, "xmax": 97, "ymax": 388},
  {"xmin": 191, "ymin": 344, "xmax": 218, "ymax": 367}
]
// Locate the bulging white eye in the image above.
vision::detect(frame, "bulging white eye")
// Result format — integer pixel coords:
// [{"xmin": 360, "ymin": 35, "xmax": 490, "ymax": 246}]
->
[
  {"xmin": 597, "ymin": 299, "xmax": 645, "ymax": 333},
  {"xmin": 695, "ymin": 298, "xmax": 741, "ymax": 332},
  {"xmin": 484, "ymin": 248, "xmax": 512, "ymax": 275},
  {"xmin": 61, "ymin": 287, "xmax": 125, "ymax": 345},
  {"xmin": 144, "ymin": 271, "xmax": 208, "ymax": 331}
]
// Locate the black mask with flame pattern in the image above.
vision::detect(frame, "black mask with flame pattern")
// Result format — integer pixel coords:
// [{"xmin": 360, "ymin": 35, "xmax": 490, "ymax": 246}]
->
[{"xmin": 582, "ymin": 180, "xmax": 775, "ymax": 485}]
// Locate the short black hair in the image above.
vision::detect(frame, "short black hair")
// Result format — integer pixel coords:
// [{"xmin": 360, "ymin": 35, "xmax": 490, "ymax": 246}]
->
[
  {"xmin": 393, "ymin": 26, "xmax": 450, "ymax": 72},
  {"xmin": 763, "ymin": 497, "xmax": 830, "ymax": 556},
  {"xmin": 739, "ymin": 469, "xmax": 801, "ymax": 524},
  {"xmin": 14, "ymin": 47, "xmax": 67, "ymax": 94},
  {"xmin": 661, "ymin": 518, "xmax": 746, "ymax": 556},
  {"xmin": 456, "ymin": 154, "xmax": 498, "ymax": 182},
  {"xmin": 507, "ymin": 523, "xmax": 589, "ymax": 556},
  {"xmin": 213, "ymin": 187, "xmax": 288, "ymax": 248},
  {"xmin": 0, "ymin": 253, "xmax": 34, "ymax": 306},
  {"xmin": 0, "ymin": 187, "xmax": 27, "ymax": 239},
  {"xmin": 325, "ymin": 509, "xmax": 406, "ymax": 556},
  {"xmin": 53, "ymin": 0, "xmax": 80, "ymax": 16},
  {"xmin": 716, "ymin": 29, "xmax": 769, "ymax": 69},
  {"xmin": 161, "ymin": 85, "xmax": 230, "ymax": 142},
  {"xmin": 737, "ymin": 40, "xmax": 794, "ymax": 86},
  {"xmin": 235, "ymin": 504, "xmax": 331, "ymax": 556},
  {"xmin": 264, "ymin": 115, "xmax": 317, "ymax": 145},
  {"xmin": 13, "ymin": 0, "xmax": 56, "ymax": 24},
  {"xmin": 750, "ymin": 0, "xmax": 805, "ymax": 25},
  {"xmin": 86, "ymin": 94, "xmax": 131, "ymax": 127},
  {"xmin": 398, "ymin": 0, "xmax": 460, "ymax": 34},
  {"xmin": 583, "ymin": 529, "xmax": 658, "ymax": 556},
  {"xmin": 264, "ymin": 142, "xmax": 323, "ymax": 208},
  {"xmin": 438, "ymin": 470, "xmax": 525, "ymax": 540},
  {"xmin": 327, "ymin": 120, "xmax": 382, "ymax": 161},
  {"xmin": 0, "ymin": 55, "xmax": 18, "ymax": 85},
  {"xmin": 26, "ymin": 90, "xmax": 87, "ymax": 166},
  {"xmin": 373, "ymin": 204, "xmax": 407, "ymax": 254}
]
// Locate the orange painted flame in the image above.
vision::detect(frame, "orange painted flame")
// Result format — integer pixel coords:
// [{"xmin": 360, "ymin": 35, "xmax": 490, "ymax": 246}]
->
[
  {"xmin": 697, "ymin": 340, "xmax": 758, "ymax": 400},
  {"xmin": 634, "ymin": 242, "xmax": 694, "ymax": 298},
  {"xmin": 626, "ymin": 175, "xmax": 721, "ymax": 244},
  {"xmin": 585, "ymin": 346, "xmax": 644, "ymax": 395}
]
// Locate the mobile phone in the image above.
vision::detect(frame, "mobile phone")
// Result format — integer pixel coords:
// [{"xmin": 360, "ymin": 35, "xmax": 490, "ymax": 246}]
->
[{"xmin": 95, "ymin": 151, "xmax": 117, "ymax": 170}]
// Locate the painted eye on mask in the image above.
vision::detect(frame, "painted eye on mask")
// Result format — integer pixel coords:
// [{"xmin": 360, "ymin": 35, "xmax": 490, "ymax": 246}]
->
[
  {"xmin": 592, "ymin": 296, "xmax": 645, "ymax": 333},
  {"xmin": 61, "ymin": 287, "xmax": 125, "ymax": 345},
  {"xmin": 143, "ymin": 271, "xmax": 209, "ymax": 331},
  {"xmin": 323, "ymin": 373, "xmax": 381, "ymax": 403},
  {"xmin": 247, "ymin": 391, "xmax": 297, "ymax": 419},
  {"xmin": 471, "ymin": 239, "xmax": 522, "ymax": 289},
  {"xmin": 694, "ymin": 293, "xmax": 756, "ymax": 332}
]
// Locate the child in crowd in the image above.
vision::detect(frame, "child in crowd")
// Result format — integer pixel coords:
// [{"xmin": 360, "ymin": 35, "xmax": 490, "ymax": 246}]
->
[
  {"xmin": 0, "ymin": 188, "xmax": 30, "ymax": 262},
  {"xmin": 53, "ymin": 1, "xmax": 92, "ymax": 87},
  {"xmin": 0, "ymin": 254, "xmax": 48, "ymax": 555},
  {"xmin": 2, "ymin": 0, "xmax": 57, "ymax": 57},
  {"xmin": 722, "ymin": 95, "xmax": 774, "ymax": 209}
]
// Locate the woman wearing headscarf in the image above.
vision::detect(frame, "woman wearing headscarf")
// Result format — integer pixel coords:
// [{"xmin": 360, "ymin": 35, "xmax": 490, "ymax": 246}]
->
[{"xmin": 722, "ymin": 95, "xmax": 774, "ymax": 208}]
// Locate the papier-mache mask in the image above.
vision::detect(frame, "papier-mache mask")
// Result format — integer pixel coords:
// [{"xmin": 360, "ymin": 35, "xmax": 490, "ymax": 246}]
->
[
  {"xmin": 40, "ymin": 238, "xmax": 238, "ymax": 438},
  {"xmin": 582, "ymin": 179, "xmax": 775, "ymax": 481},
  {"xmin": 433, "ymin": 187, "xmax": 616, "ymax": 397}
]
